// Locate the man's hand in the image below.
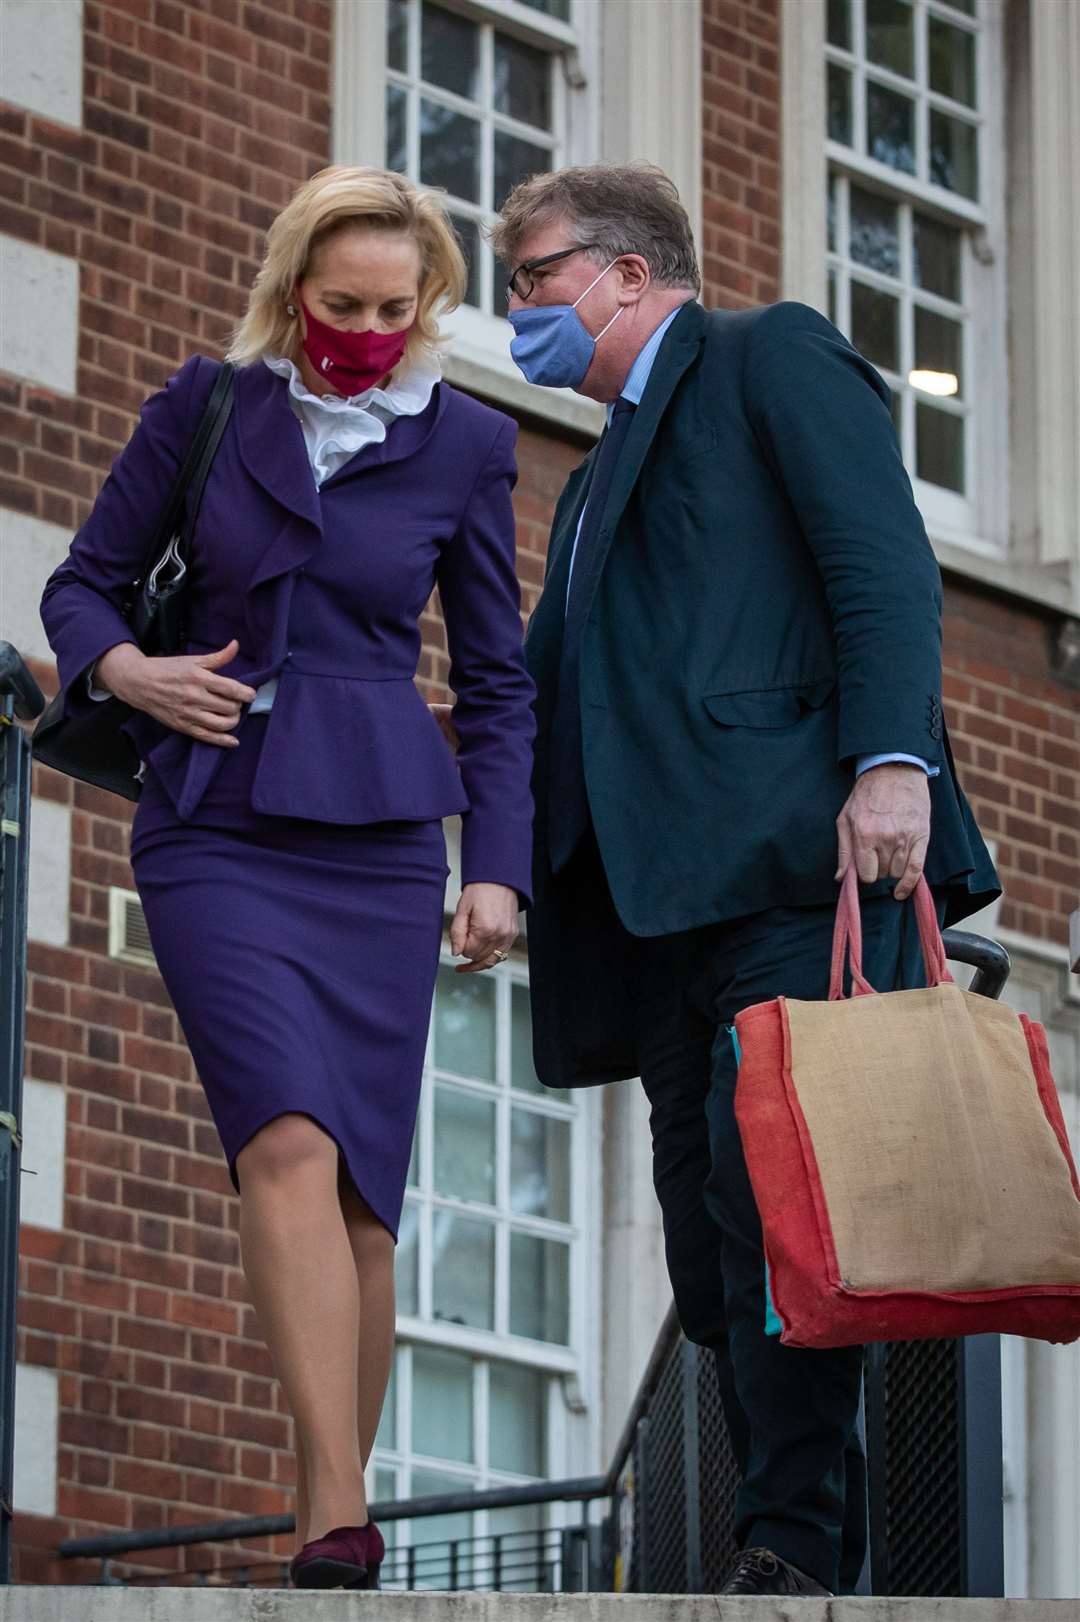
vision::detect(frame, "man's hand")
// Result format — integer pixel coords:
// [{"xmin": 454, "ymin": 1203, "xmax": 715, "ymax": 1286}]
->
[
  {"xmin": 835, "ymin": 763, "xmax": 931, "ymax": 901},
  {"xmin": 450, "ymin": 882, "xmax": 518, "ymax": 972},
  {"xmin": 95, "ymin": 638, "xmax": 257, "ymax": 747}
]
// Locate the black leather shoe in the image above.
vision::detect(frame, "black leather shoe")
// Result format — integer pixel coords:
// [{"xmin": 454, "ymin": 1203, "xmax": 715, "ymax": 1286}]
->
[{"xmin": 719, "ymin": 1546, "xmax": 832, "ymax": 1596}]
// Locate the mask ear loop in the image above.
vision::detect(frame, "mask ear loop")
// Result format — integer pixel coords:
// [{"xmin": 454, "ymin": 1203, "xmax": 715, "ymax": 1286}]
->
[
  {"xmin": 571, "ymin": 258, "xmax": 619, "ymax": 311},
  {"xmin": 571, "ymin": 259, "xmax": 625, "ymax": 345}
]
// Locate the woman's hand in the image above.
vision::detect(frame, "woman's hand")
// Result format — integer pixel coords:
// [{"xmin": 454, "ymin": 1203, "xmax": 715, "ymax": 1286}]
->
[
  {"xmin": 94, "ymin": 638, "xmax": 257, "ymax": 748},
  {"xmin": 450, "ymin": 882, "xmax": 519, "ymax": 972},
  {"xmin": 428, "ymin": 701, "xmax": 459, "ymax": 753}
]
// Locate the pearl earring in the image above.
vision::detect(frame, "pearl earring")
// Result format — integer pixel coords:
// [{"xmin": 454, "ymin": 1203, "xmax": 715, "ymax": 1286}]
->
[{"xmin": 287, "ymin": 303, "xmax": 298, "ymax": 317}]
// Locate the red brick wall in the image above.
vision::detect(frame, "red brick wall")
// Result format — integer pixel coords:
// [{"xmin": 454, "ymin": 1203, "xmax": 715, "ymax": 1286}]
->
[
  {"xmin": 700, "ymin": 0, "xmax": 781, "ymax": 309},
  {"xmin": 943, "ymin": 587, "xmax": 1079, "ymax": 950},
  {"xmin": 2, "ymin": 0, "xmax": 334, "ymax": 1583}
]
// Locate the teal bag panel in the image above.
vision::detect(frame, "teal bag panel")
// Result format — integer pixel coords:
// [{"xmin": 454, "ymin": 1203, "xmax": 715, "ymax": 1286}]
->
[{"xmin": 728, "ymin": 1022, "xmax": 784, "ymax": 1339}]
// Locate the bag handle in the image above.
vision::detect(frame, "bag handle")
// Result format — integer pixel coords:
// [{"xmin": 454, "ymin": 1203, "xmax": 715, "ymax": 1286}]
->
[
  {"xmin": 132, "ymin": 361, "xmax": 236, "ymax": 595},
  {"xmin": 828, "ymin": 866, "xmax": 955, "ymax": 1001}
]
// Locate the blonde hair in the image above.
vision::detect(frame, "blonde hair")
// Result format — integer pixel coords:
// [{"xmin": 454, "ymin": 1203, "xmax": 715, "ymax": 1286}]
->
[{"xmin": 228, "ymin": 166, "xmax": 467, "ymax": 370}]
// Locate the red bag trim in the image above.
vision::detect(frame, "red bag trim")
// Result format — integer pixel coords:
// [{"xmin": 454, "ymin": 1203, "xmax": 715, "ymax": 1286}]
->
[{"xmin": 1022, "ymin": 1013, "xmax": 1080, "ymax": 1200}]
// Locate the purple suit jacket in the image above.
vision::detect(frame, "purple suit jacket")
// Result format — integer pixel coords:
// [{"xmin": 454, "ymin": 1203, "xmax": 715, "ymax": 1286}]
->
[{"xmin": 40, "ymin": 355, "xmax": 537, "ymax": 901}]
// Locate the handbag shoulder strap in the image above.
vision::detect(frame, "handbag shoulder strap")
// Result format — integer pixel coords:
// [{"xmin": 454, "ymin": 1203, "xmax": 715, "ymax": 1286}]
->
[{"xmin": 134, "ymin": 361, "xmax": 236, "ymax": 589}]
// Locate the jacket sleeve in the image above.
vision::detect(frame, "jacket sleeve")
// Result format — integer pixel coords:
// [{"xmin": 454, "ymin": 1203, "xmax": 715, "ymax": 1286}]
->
[
  {"xmin": 39, "ymin": 355, "xmax": 214, "ymax": 715},
  {"xmin": 436, "ymin": 416, "xmax": 537, "ymax": 905},
  {"xmin": 742, "ymin": 301, "xmax": 945, "ymax": 767}
]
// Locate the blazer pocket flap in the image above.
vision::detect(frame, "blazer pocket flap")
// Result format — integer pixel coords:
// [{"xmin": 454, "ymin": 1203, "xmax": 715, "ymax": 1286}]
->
[{"xmin": 704, "ymin": 679, "xmax": 835, "ymax": 729}]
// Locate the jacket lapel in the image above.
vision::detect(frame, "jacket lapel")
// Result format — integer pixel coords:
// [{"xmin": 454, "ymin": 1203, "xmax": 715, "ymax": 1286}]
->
[
  {"xmin": 235, "ymin": 363, "xmax": 324, "ymax": 533},
  {"xmin": 578, "ymin": 301, "xmax": 706, "ymax": 615}
]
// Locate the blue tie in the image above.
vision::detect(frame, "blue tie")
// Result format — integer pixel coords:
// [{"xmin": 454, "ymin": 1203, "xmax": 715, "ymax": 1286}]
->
[{"xmin": 548, "ymin": 396, "xmax": 637, "ymax": 872}]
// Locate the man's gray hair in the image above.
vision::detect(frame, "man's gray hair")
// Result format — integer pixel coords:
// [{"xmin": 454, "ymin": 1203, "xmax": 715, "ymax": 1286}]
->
[{"xmin": 490, "ymin": 163, "xmax": 701, "ymax": 294}]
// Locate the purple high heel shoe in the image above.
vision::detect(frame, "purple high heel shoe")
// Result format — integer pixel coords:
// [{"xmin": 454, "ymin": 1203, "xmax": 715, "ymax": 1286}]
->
[{"xmin": 289, "ymin": 1520, "xmax": 385, "ymax": 1589}]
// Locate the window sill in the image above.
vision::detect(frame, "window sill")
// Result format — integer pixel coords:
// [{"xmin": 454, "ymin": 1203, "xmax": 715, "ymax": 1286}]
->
[
  {"xmin": 441, "ymin": 306, "xmax": 605, "ymax": 440},
  {"xmin": 929, "ymin": 530, "xmax": 1076, "ymax": 616}
]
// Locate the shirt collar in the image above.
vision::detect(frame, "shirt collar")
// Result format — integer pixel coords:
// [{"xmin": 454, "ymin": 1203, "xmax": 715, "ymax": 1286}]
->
[
  {"xmin": 262, "ymin": 352, "xmax": 441, "ymax": 419},
  {"xmin": 608, "ymin": 306, "xmax": 685, "ymax": 421}
]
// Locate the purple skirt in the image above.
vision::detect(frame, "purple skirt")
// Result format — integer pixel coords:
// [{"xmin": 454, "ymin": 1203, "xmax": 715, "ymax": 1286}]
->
[{"xmin": 130, "ymin": 715, "xmax": 447, "ymax": 1237}]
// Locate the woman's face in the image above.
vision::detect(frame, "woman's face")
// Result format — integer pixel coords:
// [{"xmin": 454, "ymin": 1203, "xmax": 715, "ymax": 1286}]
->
[{"xmin": 296, "ymin": 226, "xmax": 422, "ymax": 339}]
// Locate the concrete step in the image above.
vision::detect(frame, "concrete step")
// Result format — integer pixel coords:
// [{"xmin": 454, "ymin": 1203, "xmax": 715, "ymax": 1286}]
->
[{"xmin": 0, "ymin": 1592, "xmax": 1074, "ymax": 1621}]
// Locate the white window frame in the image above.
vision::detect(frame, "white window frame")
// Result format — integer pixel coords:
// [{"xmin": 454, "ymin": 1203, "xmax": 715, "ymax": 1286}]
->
[
  {"xmin": 784, "ymin": 0, "xmax": 1012, "ymax": 572},
  {"xmin": 824, "ymin": 0, "xmax": 1008, "ymax": 553},
  {"xmin": 335, "ymin": 0, "xmax": 702, "ymax": 434},
  {"xmin": 369, "ymin": 947, "xmax": 603, "ymax": 1529}
]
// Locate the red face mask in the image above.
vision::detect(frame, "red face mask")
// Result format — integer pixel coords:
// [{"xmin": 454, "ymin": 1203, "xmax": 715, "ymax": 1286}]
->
[{"xmin": 298, "ymin": 297, "xmax": 411, "ymax": 395}]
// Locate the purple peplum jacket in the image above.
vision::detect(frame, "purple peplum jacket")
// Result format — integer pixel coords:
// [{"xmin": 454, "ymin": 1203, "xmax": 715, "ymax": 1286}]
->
[{"xmin": 40, "ymin": 354, "xmax": 537, "ymax": 902}]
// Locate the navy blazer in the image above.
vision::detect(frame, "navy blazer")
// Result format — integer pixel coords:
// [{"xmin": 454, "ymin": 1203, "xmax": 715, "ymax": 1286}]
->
[
  {"xmin": 40, "ymin": 356, "xmax": 537, "ymax": 901},
  {"xmin": 524, "ymin": 300, "xmax": 1000, "ymax": 1086}
]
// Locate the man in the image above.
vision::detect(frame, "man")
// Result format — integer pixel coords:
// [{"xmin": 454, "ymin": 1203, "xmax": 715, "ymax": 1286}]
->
[{"xmin": 490, "ymin": 164, "xmax": 998, "ymax": 1598}]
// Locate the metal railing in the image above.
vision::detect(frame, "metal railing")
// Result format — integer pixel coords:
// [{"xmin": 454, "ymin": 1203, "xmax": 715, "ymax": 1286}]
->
[{"xmin": 0, "ymin": 645, "xmax": 45, "ymax": 1586}]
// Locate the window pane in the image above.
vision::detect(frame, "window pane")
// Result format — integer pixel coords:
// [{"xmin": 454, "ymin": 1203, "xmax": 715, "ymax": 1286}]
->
[
  {"xmin": 827, "ymin": 0, "xmax": 851, "ymax": 49},
  {"xmin": 376, "ymin": 1359, "xmax": 397, "ymax": 1450},
  {"xmin": 916, "ymin": 403, "xmax": 965, "ymax": 493},
  {"xmin": 510, "ymin": 1232, "xmax": 570, "ymax": 1344},
  {"xmin": 511, "ymin": 1108, "xmax": 571, "ymax": 1223},
  {"xmin": 516, "ymin": 0, "xmax": 570, "ymax": 17},
  {"xmin": 432, "ymin": 1210, "xmax": 495, "ymax": 1329},
  {"xmin": 421, "ymin": 2, "xmax": 479, "ymax": 100},
  {"xmin": 434, "ymin": 1084, "xmax": 495, "ymax": 1205},
  {"xmin": 827, "ymin": 171, "xmax": 838, "ymax": 253},
  {"xmin": 386, "ymin": 83, "xmax": 407, "ymax": 175},
  {"xmin": 397, "ymin": 1200, "xmax": 419, "ymax": 1317},
  {"xmin": 914, "ymin": 306, "xmax": 964, "ymax": 398},
  {"xmin": 434, "ymin": 968, "xmax": 495, "ymax": 1079},
  {"xmin": 490, "ymin": 1363, "xmax": 546, "ymax": 1475},
  {"xmin": 453, "ymin": 215, "xmax": 481, "ymax": 309},
  {"xmin": 420, "ymin": 100, "xmax": 480, "ymax": 204},
  {"xmin": 850, "ymin": 281, "xmax": 900, "ymax": 372},
  {"xmin": 866, "ymin": 0, "xmax": 914, "ymax": 79},
  {"xmin": 849, "ymin": 185, "xmax": 900, "ymax": 277},
  {"xmin": 511, "ymin": 983, "xmax": 567, "ymax": 1101},
  {"xmin": 938, "ymin": 0, "xmax": 974, "ymax": 12},
  {"xmin": 495, "ymin": 131, "xmax": 551, "ymax": 211},
  {"xmin": 387, "ymin": 0, "xmax": 408, "ymax": 73},
  {"xmin": 827, "ymin": 267, "xmax": 838, "ymax": 327},
  {"xmin": 930, "ymin": 111, "xmax": 978, "ymax": 200},
  {"xmin": 929, "ymin": 16, "xmax": 977, "ymax": 107},
  {"xmin": 827, "ymin": 62, "xmax": 852, "ymax": 145},
  {"xmin": 494, "ymin": 33, "xmax": 552, "ymax": 130},
  {"xmin": 866, "ymin": 81, "xmax": 915, "ymax": 173},
  {"xmin": 412, "ymin": 1346, "xmax": 474, "ymax": 1463},
  {"xmin": 913, "ymin": 213, "xmax": 962, "ymax": 302}
]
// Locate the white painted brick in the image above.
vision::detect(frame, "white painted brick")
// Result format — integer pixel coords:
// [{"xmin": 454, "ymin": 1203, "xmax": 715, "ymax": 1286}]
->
[
  {"xmin": 28, "ymin": 797, "xmax": 71, "ymax": 948},
  {"xmin": 12, "ymin": 1362, "xmax": 59, "ymax": 1518},
  {"xmin": 0, "ymin": 234, "xmax": 80, "ymax": 395},
  {"xmin": 0, "ymin": 512, "xmax": 71, "ymax": 664},
  {"xmin": 0, "ymin": 0, "xmax": 84, "ymax": 128},
  {"xmin": 19, "ymin": 1078, "xmax": 66, "ymax": 1231}
]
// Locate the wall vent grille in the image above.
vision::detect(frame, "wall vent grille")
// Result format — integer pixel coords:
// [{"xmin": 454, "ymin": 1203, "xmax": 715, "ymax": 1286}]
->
[{"xmin": 108, "ymin": 887, "xmax": 156, "ymax": 967}]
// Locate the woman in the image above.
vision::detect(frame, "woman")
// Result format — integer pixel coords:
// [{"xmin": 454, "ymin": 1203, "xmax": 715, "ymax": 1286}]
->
[{"xmin": 40, "ymin": 166, "xmax": 535, "ymax": 1590}]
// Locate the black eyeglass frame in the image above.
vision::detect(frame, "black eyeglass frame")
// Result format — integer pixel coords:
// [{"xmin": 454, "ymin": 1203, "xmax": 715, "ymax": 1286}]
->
[{"xmin": 506, "ymin": 243, "xmax": 601, "ymax": 303}]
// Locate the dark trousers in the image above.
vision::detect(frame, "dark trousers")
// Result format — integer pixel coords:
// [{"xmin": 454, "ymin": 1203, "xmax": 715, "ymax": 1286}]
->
[{"xmin": 565, "ymin": 830, "xmax": 933, "ymax": 1593}]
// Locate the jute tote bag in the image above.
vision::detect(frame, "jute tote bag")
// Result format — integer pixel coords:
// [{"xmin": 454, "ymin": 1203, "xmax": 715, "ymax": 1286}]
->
[{"xmin": 733, "ymin": 868, "xmax": 1080, "ymax": 1349}]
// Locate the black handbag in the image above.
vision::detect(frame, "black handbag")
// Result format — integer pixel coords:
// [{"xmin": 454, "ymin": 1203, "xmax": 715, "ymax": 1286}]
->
[{"xmin": 32, "ymin": 363, "xmax": 236, "ymax": 802}]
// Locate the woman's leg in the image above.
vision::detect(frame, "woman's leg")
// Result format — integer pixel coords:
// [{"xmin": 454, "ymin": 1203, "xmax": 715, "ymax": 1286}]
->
[
  {"xmin": 236, "ymin": 1114, "xmax": 368, "ymax": 1547},
  {"xmin": 291, "ymin": 1185, "xmax": 395, "ymax": 1550}
]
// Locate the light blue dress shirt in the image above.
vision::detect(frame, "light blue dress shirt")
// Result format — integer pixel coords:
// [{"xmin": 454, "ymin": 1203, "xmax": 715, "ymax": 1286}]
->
[{"xmin": 564, "ymin": 306, "xmax": 934, "ymax": 780}]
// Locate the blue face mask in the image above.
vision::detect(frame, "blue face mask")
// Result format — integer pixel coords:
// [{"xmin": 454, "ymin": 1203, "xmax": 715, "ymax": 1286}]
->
[{"xmin": 508, "ymin": 260, "xmax": 623, "ymax": 389}]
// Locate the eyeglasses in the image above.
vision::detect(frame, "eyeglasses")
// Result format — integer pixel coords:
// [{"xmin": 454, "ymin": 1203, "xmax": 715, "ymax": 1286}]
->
[{"xmin": 506, "ymin": 243, "xmax": 600, "ymax": 303}]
